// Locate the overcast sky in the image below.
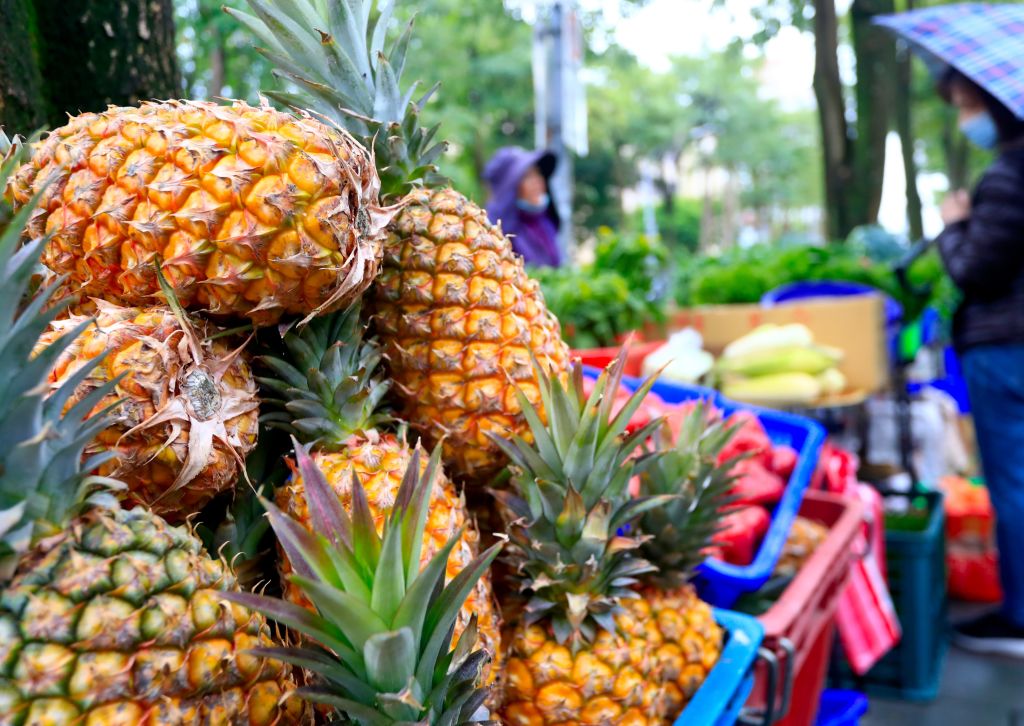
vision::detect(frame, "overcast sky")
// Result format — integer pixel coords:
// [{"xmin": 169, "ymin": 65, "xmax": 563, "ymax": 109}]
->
[{"xmin": 611, "ymin": 0, "xmax": 938, "ymax": 236}]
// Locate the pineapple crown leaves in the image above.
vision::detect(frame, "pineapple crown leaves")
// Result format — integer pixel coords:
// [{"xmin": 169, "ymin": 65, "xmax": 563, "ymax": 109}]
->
[
  {"xmin": 636, "ymin": 403, "xmax": 748, "ymax": 589},
  {"xmin": 224, "ymin": 437, "xmax": 501, "ymax": 725},
  {"xmin": 0, "ymin": 138, "xmax": 124, "ymax": 578},
  {"xmin": 226, "ymin": 0, "xmax": 448, "ymax": 198},
  {"xmin": 487, "ymin": 352, "xmax": 676, "ymax": 650},
  {"xmin": 257, "ymin": 301, "xmax": 392, "ymax": 448}
]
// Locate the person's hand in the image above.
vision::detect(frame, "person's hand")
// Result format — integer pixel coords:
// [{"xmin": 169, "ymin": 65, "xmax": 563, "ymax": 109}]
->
[{"xmin": 941, "ymin": 189, "xmax": 971, "ymax": 225}]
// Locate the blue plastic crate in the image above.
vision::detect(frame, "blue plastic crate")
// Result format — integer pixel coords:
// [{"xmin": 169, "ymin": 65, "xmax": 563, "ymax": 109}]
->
[
  {"xmin": 815, "ymin": 689, "xmax": 869, "ymax": 725},
  {"xmin": 676, "ymin": 609, "xmax": 764, "ymax": 726},
  {"xmin": 592, "ymin": 369, "xmax": 826, "ymax": 607}
]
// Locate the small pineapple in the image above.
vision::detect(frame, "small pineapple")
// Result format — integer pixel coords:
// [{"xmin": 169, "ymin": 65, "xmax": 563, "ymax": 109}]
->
[
  {"xmin": 227, "ymin": 0, "xmax": 570, "ymax": 484},
  {"xmin": 224, "ymin": 440, "xmax": 503, "ymax": 723},
  {"xmin": 634, "ymin": 402, "xmax": 744, "ymax": 709},
  {"xmin": 774, "ymin": 516, "xmax": 829, "ymax": 577},
  {"xmin": 256, "ymin": 303, "xmax": 503, "ymax": 683},
  {"xmin": 33, "ymin": 299, "xmax": 260, "ymax": 523},
  {"xmin": 492, "ymin": 355, "xmax": 693, "ymax": 725},
  {"xmin": 0, "ymin": 138, "xmax": 305, "ymax": 725},
  {"xmin": 6, "ymin": 99, "xmax": 395, "ymax": 326}
]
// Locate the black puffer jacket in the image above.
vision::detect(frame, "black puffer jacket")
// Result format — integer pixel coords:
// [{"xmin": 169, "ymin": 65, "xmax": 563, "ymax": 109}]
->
[{"xmin": 937, "ymin": 147, "xmax": 1024, "ymax": 351}]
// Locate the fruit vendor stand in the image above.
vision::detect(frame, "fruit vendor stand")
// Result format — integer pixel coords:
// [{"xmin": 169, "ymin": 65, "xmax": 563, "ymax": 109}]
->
[
  {"xmin": 0, "ymin": 0, "xmax": 982, "ymax": 724},
  {"xmin": 0, "ymin": 0, "xmax": 868, "ymax": 723}
]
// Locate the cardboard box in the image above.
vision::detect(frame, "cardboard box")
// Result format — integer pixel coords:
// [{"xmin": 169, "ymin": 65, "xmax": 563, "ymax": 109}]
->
[{"xmin": 670, "ymin": 294, "xmax": 890, "ymax": 395}]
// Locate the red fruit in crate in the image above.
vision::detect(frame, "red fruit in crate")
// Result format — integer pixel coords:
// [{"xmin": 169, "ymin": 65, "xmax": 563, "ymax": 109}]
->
[
  {"xmin": 769, "ymin": 445, "xmax": 798, "ymax": 479},
  {"xmin": 727, "ymin": 459, "xmax": 786, "ymax": 506},
  {"xmin": 813, "ymin": 443, "xmax": 859, "ymax": 494},
  {"xmin": 721, "ymin": 411, "xmax": 772, "ymax": 466},
  {"xmin": 713, "ymin": 506, "xmax": 771, "ymax": 566},
  {"xmin": 582, "ymin": 375, "xmax": 657, "ymax": 435}
]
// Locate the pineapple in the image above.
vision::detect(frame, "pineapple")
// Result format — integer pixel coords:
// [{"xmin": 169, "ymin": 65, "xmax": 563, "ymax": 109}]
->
[
  {"xmin": 633, "ymin": 403, "xmax": 743, "ymax": 709},
  {"xmin": 774, "ymin": 516, "xmax": 828, "ymax": 577},
  {"xmin": 0, "ymin": 138, "xmax": 306, "ymax": 725},
  {"xmin": 227, "ymin": 0, "xmax": 571, "ymax": 483},
  {"xmin": 33, "ymin": 299, "xmax": 260, "ymax": 523},
  {"xmin": 6, "ymin": 99, "xmax": 395, "ymax": 326},
  {"xmin": 492, "ymin": 355, "xmax": 695, "ymax": 725},
  {"xmin": 224, "ymin": 440, "xmax": 503, "ymax": 723},
  {"xmin": 256, "ymin": 303, "xmax": 503, "ymax": 683}
]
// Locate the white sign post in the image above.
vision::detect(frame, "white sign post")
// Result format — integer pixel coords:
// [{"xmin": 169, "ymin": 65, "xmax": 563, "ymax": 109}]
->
[{"xmin": 532, "ymin": 1, "xmax": 586, "ymax": 256}]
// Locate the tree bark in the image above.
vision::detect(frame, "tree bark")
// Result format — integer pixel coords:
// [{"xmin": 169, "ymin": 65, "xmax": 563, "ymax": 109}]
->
[
  {"xmin": 894, "ymin": 41, "xmax": 923, "ymax": 238},
  {"xmin": 0, "ymin": 0, "xmax": 48, "ymax": 134},
  {"xmin": 849, "ymin": 0, "xmax": 895, "ymax": 230},
  {"xmin": 812, "ymin": 0, "xmax": 851, "ymax": 241},
  {"xmin": 943, "ymin": 111, "xmax": 971, "ymax": 191},
  {"xmin": 209, "ymin": 37, "xmax": 225, "ymax": 100},
  {"xmin": 31, "ymin": 0, "xmax": 181, "ymax": 126}
]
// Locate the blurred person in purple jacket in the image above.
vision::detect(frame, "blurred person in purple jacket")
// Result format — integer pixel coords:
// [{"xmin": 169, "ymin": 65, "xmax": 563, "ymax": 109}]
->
[{"xmin": 484, "ymin": 146, "xmax": 562, "ymax": 267}]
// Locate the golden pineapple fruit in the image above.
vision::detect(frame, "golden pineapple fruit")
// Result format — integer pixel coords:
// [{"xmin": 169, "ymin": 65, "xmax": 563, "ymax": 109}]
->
[
  {"xmin": 35, "ymin": 300, "xmax": 259, "ymax": 522},
  {"xmin": 7, "ymin": 100, "xmax": 393, "ymax": 326},
  {"xmin": 372, "ymin": 187, "xmax": 569, "ymax": 483},
  {"xmin": 0, "ymin": 507, "xmax": 307, "ymax": 725}
]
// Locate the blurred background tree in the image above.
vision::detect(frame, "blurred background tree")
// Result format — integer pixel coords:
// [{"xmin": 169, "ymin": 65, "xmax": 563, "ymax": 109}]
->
[
  {"xmin": 1, "ymin": 0, "xmax": 179, "ymax": 133},
  {"xmin": 2, "ymin": 0, "xmax": 982, "ymax": 253}
]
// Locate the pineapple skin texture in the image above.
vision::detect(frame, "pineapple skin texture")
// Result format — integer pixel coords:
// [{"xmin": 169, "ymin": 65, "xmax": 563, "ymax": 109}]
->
[
  {"xmin": 35, "ymin": 303, "xmax": 259, "ymax": 523},
  {"xmin": 501, "ymin": 591, "xmax": 722, "ymax": 726},
  {"xmin": 276, "ymin": 434, "xmax": 503, "ymax": 687},
  {"xmin": 0, "ymin": 507, "xmax": 307, "ymax": 726},
  {"xmin": 8, "ymin": 100, "xmax": 388, "ymax": 326},
  {"xmin": 371, "ymin": 188, "xmax": 570, "ymax": 483}
]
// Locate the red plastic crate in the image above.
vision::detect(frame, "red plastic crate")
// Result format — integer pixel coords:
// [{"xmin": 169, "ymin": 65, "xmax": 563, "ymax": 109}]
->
[
  {"xmin": 746, "ymin": 490, "xmax": 863, "ymax": 726},
  {"xmin": 571, "ymin": 338, "xmax": 663, "ymax": 377}
]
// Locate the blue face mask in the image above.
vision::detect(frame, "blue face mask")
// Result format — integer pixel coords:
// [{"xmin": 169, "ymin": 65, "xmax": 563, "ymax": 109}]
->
[
  {"xmin": 960, "ymin": 111, "xmax": 999, "ymax": 150},
  {"xmin": 516, "ymin": 193, "xmax": 550, "ymax": 214}
]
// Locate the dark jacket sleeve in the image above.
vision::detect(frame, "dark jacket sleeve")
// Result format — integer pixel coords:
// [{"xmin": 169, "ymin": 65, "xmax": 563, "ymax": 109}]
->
[{"xmin": 937, "ymin": 159, "xmax": 1024, "ymax": 293}]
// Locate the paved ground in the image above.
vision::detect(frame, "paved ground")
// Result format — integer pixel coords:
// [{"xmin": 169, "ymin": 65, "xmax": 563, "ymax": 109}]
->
[
  {"xmin": 857, "ymin": 604, "xmax": 1024, "ymax": 726},
  {"xmin": 861, "ymin": 646, "xmax": 1024, "ymax": 725}
]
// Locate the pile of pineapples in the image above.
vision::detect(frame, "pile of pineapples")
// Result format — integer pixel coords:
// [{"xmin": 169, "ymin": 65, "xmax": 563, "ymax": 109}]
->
[{"xmin": 0, "ymin": 2, "xmax": 751, "ymax": 724}]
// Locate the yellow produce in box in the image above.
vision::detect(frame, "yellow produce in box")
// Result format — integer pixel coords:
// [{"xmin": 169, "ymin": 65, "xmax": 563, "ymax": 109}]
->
[
  {"xmin": 718, "ymin": 343, "xmax": 842, "ymax": 377},
  {"xmin": 722, "ymin": 371, "xmax": 823, "ymax": 406}
]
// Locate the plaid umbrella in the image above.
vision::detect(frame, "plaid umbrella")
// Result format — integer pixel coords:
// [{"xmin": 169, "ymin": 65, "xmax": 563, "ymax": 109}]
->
[{"xmin": 875, "ymin": 3, "xmax": 1024, "ymax": 119}]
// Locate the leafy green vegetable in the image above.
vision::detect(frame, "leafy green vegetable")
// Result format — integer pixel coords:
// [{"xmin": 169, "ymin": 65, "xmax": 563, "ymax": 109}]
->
[
  {"xmin": 533, "ymin": 230, "xmax": 673, "ymax": 349},
  {"xmin": 675, "ymin": 238, "xmax": 958, "ymax": 329}
]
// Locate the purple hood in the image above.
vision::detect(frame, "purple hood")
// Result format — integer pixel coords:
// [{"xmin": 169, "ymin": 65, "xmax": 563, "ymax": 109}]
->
[{"xmin": 484, "ymin": 146, "xmax": 562, "ymax": 267}]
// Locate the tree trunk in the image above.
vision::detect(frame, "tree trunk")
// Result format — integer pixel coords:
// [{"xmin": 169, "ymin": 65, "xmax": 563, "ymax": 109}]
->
[
  {"xmin": 31, "ymin": 0, "xmax": 181, "ymax": 126},
  {"xmin": 209, "ymin": 36, "xmax": 226, "ymax": 100},
  {"xmin": 849, "ymin": 0, "xmax": 895, "ymax": 231},
  {"xmin": 0, "ymin": 0, "xmax": 48, "ymax": 134},
  {"xmin": 812, "ymin": 0, "xmax": 851, "ymax": 241},
  {"xmin": 654, "ymin": 176, "xmax": 675, "ymax": 214},
  {"xmin": 894, "ymin": 46, "xmax": 923, "ymax": 239},
  {"xmin": 943, "ymin": 111, "xmax": 971, "ymax": 191}
]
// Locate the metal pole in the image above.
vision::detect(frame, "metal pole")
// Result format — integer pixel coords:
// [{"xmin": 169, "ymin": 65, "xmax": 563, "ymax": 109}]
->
[
  {"xmin": 640, "ymin": 160, "xmax": 659, "ymax": 238},
  {"xmin": 533, "ymin": 1, "xmax": 573, "ymax": 257}
]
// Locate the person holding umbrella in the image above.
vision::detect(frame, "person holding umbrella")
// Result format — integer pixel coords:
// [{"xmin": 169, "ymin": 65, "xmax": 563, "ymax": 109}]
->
[{"xmin": 879, "ymin": 3, "xmax": 1024, "ymax": 657}]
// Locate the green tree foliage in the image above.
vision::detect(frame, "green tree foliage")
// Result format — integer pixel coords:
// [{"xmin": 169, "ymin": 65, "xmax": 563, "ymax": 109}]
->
[
  {"xmin": 175, "ymin": 0, "xmax": 276, "ymax": 101},
  {"xmin": 178, "ymin": 0, "xmax": 818, "ymax": 238},
  {"xmin": 396, "ymin": 0, "xmax": 536, "ymax": 199}
]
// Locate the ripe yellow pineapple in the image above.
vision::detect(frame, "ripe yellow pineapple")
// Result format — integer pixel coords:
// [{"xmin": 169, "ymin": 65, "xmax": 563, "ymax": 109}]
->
[
  {"xmin": 34, "ymin": 299, "xmax": 259, "ymax": 523},
  {"xmin": 6, "ymin": 99, "xmax": 394, "ymax": 326},
  {"xmin": 632, "ymin": 401, "xmax": 748, "ymax": 709},
  {"xmin": 227, "ymin": 0, "xmax": 570, "ymax": 483},
  {"xmin": 257, "ymin": 303, "xmax": 502, "ymax": 685},
  {"xmin": 493, "ymin": 356, "xmax": 694, "ymax": 725},
  {"xmin": 224, "ymin": 442, "xmax": 502, "ymax": 725},
  {"xmin": 0, "ymin": 141, "xmax": 306, "ymax": 725}
]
